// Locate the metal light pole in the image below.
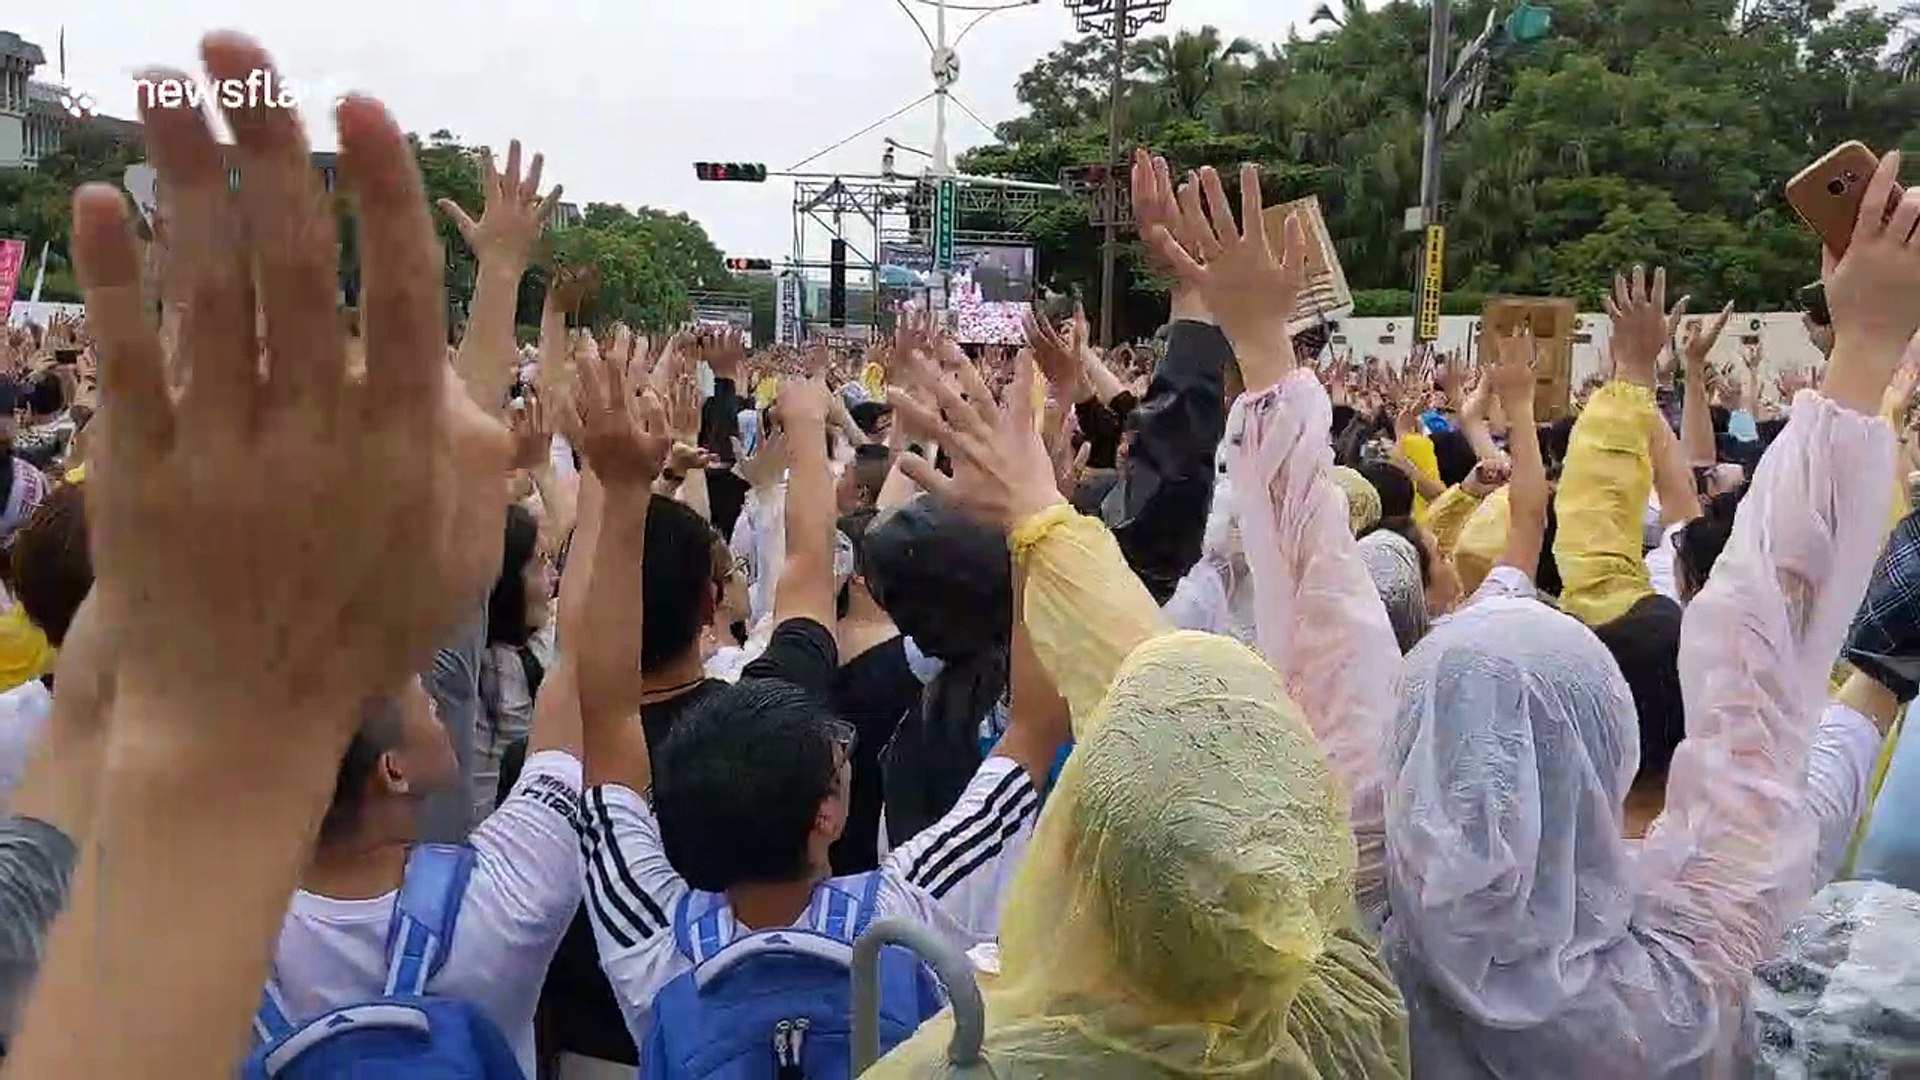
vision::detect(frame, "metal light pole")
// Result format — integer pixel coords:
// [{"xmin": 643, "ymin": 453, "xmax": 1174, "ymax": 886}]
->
[
  {"xmin": 1066, "ymin": 0, "xmax": 1169, "ymax": 347},
  {"xmin": 1411, "ymin": 0, "xmax": 1452, "ymax": 347}
]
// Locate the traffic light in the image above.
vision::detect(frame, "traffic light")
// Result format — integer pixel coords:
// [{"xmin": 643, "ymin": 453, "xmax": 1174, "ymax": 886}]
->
[
  {"xmin": 1502, "ymin": 3, "xmax": 1552, "ymax": 44},
  {"xmin": 695, "ymin": 162, "xmax": 769, "ymax": 183},
  {"xmin": 726, "ymin": 257, "xmax": 774, "ymax": 272}
]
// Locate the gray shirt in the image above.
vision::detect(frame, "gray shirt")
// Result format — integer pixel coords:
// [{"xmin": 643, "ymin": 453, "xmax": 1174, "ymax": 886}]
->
[
  {"xmin": 418, "ymin": 609, "xmax": 485, "ymax": 843},
  {"xmin": 0, "ymin": 815, "xmax": 75, "ymax": 1045}
]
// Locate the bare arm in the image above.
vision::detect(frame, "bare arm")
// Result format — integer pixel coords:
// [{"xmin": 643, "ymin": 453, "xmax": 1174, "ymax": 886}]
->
[
  {"xmin": 439, "ymin": 140, "xmax": 560, "ymax": 412},
  {"xmin": 770, "ymin": 378, "xmax": 839, "ymax": 631}
]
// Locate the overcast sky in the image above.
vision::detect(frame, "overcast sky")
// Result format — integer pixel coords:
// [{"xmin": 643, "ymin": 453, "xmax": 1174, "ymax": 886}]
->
[
  {"xmin": 14, "ymin": 1, "xmax": 1329, "ymax": 259},
  {"xmin": 13, "ymin": 1, "xmax": 1907, "ymax": 263}
]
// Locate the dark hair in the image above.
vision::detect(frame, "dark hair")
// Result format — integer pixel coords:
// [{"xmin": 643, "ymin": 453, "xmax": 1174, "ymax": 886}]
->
[
  {"xmin": 1592, "ymin": 594, "xmax": 1684, "ymax": 785},
  {"xmin": 643, "ymin": 494, "xmax": 721, "ymax": 669},
  {"xmin": 1675, "ymin": 488, "xmax": 1745, "ymax": 597},
  {"xmin": 23, "ymin": 373, "xmax": 62, "ymax": 419},
  {"xmin": 848, "ymin": 401, "xmax": 892, "ymax": 437},
  {"xmin": 487, "ymin": 504, "xmax": 541, "ymax": 649},
  {"xmin": 1430, "ymin": 429, "xmax": 1477, "ymax": 488},
  {"xmin": 653, "ymin": 679, "xmax": 842, "ymax": 890},
  {"xmin": 320, "ymin": 694, "xmax": 407, "ymax": 844},
  {"xmin": 1358, "ymin": 462, "xmax": 1416, "ymax": 523},
  {"xmin": 837, "ymin": 507, "xmax": 881, "ymax": 620},
  {"xmin": 847, "ymin": 445, "xmax": 893, "ymax": 510},
  {"xmin": 10, "ymin": 483, "xmax": 90, "ymax": 646}
]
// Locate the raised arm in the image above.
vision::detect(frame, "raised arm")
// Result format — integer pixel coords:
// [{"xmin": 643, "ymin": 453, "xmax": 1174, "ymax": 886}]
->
[
  {"xmin": 1488, "ymin": 332, "xmax": 1548, "ymax": 583},
  {"xmin": 1678, "ymin": 302, "xmax": 1733, "ymax": 468},
  {"xmin": 567, "ymin": 346, "xmax": 671, "ymax": 793},
  {"xmin": 437, "ymin": 139, "xmax": 560, "ymax": 413},
  {"xmin": 1636, "ymin": 155, "xmax": 1912, "ymax": 1001},
  {"xmin": 1553, "ymin": 267, "xmax": 1664, "ymax": 627},
  {"xmin": 768, "ymin": 376, "xmax": 837, "ymax": 632}
]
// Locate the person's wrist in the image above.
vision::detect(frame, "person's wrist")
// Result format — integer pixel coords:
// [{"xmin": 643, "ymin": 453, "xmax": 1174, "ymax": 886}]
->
[
  {"xmin": 1822, "ymin": 340, "xmax": 1894, "ymax": 416},
  {"xmin": 1168, "ymin": 286, "xmax": 1213, "ymax": 325}
]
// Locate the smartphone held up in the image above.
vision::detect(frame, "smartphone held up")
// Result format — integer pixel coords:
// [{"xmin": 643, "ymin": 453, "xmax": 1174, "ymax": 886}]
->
[{"xmin": 1785, "ymin": 141, "xmax": 1904, "ymax": 256}]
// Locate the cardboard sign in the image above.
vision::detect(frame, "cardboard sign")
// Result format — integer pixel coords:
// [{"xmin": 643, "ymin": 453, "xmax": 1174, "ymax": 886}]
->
[
  {"xmin": 1262, "ymin": 196, "xmax": 1353, "ymax": 334},
  {"xmin": 1479, "ymin": 296, "xmax": 1577, "ymax": 421}
]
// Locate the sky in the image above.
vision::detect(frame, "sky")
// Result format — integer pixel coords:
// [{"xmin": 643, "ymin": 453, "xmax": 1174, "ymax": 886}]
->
[
  {"xmin": 11, "ymin": 1, "xmax": 1908, "ymax": 265},
  {"xmin": 11, "ymin": 0, "xmax": 1325, "ymax": 262}
]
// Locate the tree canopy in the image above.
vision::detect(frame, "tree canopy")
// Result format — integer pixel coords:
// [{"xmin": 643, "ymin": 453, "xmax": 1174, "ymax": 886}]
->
[{"xmin": 962, "ymin": 0, "xmax": 1920, "ymax": 341}]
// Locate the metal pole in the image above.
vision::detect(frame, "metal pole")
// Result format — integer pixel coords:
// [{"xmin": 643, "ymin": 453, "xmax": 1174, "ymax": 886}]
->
[
  {"xmin": 1099, "ymin": 0, "xmax": 1129, "ymax": 348},
  {"xmin": 933, "ymin": 0, "xmax": 950, "ymax": 175},
  {"xmin": 1413, "ymin": 0, "xmax": 1451, "ymax": 337}
]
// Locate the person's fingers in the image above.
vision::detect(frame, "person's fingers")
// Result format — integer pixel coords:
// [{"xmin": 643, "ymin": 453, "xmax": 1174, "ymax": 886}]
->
[
  {"xmin": 1629, "ymin": 265, "xmax": 1647, "ymax": 307},
  {"xmin": 1128, "ymin": 148, "xmax": 1151, "ymax": 224},
  {"xmin": 1281, "ymin": 212, "xmax": 1307, "ymax": 272},
  {"xmin": 478, "ymin": 147, "xmax": 500, "ymax": 202},
  {"xmin": 138, "ymin": 60, "xmax": 256, "ymax": 431},
  {"xmin": 954, "ymin": 362, "xmax": 999, "ymax": 428},
  {"xmin": 897, "ymin": 451, "xmax": 957, "ymax": 501},
  {"xmin": 1855, "ymin": 151, "xmax": 1903, "ymax": 249},
  {"xmin": 1612, "ymin": 272, "xmax": 1629, "ymax": 312},
  {"xmin": 1199, "ymin": 166, "xmax": 1238, "ymax": 245},
  {"xmin": 1238, "ymin": 162, "xmax": 1267, "ymax": 255},
  {"xmin": 1007, "ymin": 348, "xmax": 1041, "ymax": 435},
  {"xmin": 1708, "ymin": 300, "xmax": 1736, "ymax": 342},
  {"xmin": 203, "ymin": 32, "xmax": 343, "ymax": 415},
  {"xmin": 637, "ymin": 387, "xmax": 666, "ymax": 436},
  {"xmin": 1666, "ymin": 295, "xmax": 1691, "ymax": 339},
  {"xmin": 338, "ymin": 93, "xmax": 445, "ymax": 411},
  {"xmin": 575, "ymin": 334, "xmax": 609, "ymax": 413},
  {"xmin": 71, "ymin": 183, "xmax": 173, "ymax": 453},
  {"xmin": 523, "ymin": 151, "xmax": 546, "ymax": 202},
  {"xmin": 437, "ymin": 198, "xmax": 478, "ymax": 242},
  {"xmin": 1651, "ymin": 266, "xmax": 1667, "ymax": 314},
  {"xmin": 1146, "ymin": 225, "xmax": 1206, "ymax": 287},
  {"xmin": 1602, "ymin": 295, "xmax": 1621, "ymax": 322},
  {"xmin": 503, "ymin": 139, "xmax": 523, "ymax": 195},
  {"xmin": 603, "ymin": 341, "xmax": 629, "ymax": 406},
  {"xmin": 537, "ymin": 185, "xmax": 564, "ymax": 223},
  {"xmin": 1175, "ymin": 177, "xmax": 1220, "ymax": 258},
  {"xmin": 1888, "ymin": 187, "xmax": 1920, "ymax": 247}
]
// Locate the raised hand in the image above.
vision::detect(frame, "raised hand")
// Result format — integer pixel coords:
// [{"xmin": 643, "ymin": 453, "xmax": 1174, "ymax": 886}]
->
[
  {"xmin": 1022, "ymin": 305, "xmax": 1088, "ymax": 399},
  {"xmin": 1487, "ymin": 327, "xmax": 1538, "ymax": 413},
  {"xmin": 437, "ymin": 138, "xmax": 561, "ymax": 271},
  {"xmin": 1678, "ymin": 299, "xmax": 1736, "ymax": 372},
  {"xmin": 73, "ymin": 33, "xmax": 514, "ymax": 716},
  {"xmin": 886, "ymin": 351, "xmax": 1063, "ymax": 530},
  {"xmin": 1601, "ymin": 265, "xmax": 1668, "ymax": 387},
  {"xmin": 1825, "ymin": 151, "xmax": 1920, "ymax": 414},
  {"xmin": 1144, "ymin": 163, "xmax": 1307, "ymax": 388},
  {"xmin": 571, "ymin": 340, "xmax": 670, "ymax": 487},
  {"xmin": 508, "ymin": 387, "xmax": 550, "ymax": 472}
]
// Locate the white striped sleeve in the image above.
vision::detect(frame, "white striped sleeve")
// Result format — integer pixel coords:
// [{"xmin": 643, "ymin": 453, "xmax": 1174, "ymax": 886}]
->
[
  {"xmin": 883, "ymin": 756, "xmax": 1041, "ymax": 939},
  {"xmin": 579, "ymin": 782, "xmax": 684, "ymax": 960}
]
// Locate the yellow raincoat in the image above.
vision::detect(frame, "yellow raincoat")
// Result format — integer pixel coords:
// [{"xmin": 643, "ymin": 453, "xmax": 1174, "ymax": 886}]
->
[{"xmin": 867, "ymin": 506, "xmax": 1409, "ymax": 1077}]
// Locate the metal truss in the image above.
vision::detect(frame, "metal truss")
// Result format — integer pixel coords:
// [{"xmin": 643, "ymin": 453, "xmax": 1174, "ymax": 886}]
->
[{"xmin": 790, "ymin": 174, "xmax": 1055, "ymax": 281}]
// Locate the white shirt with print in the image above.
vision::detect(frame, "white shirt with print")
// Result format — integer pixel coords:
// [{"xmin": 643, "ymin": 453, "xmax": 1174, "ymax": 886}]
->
[
  {"xmin": 266, "ymin": 749, "xmax": 583, "ymax": 1077},
  {"xmin": 582, "ymin": 755, "xmax": 1041, "ymax": 1048}
]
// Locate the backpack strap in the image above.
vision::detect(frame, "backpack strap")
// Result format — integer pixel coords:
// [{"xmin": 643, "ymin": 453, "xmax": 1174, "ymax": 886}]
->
[
  {"xmin": 850, "ymin": 871, "xmax": 885, "ymax": 941},
  {"xmin": 252, "ymin": 978, "xmax": 296, "ymax": 1045},
  {"xmin": 381, "ymin": 843, "xmax": 476, "ymax": 997},
  {"xmin": 674, "ymin": 890, "xmax": 733, "ymax": 966}
]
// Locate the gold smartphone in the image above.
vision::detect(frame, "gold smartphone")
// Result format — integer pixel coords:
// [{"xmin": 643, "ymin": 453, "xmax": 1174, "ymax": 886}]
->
[{"xmin": 1786, "ymin": 141, "xmax": 1902, "ymax": 256}]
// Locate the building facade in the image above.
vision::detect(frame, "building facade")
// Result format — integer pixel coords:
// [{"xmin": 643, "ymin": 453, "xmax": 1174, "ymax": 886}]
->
[{"xmin": 1, "ymin": 28, "xmax": 140, "ymax": 171}]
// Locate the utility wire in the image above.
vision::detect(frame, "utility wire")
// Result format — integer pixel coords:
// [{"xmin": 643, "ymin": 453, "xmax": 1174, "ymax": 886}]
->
[{"xmin": 787, "ymin": 92, "xmax": 935, "ymax": 173}]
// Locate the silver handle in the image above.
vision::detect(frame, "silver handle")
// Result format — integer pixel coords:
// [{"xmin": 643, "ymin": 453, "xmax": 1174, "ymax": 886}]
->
[{"xmin": 850, "ymin": 917, "xmax": 985, "ymax": 1075}]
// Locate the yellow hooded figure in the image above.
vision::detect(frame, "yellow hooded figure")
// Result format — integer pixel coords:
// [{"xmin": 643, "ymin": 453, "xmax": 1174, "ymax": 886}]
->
[{"xmin": 866, "ymin": 506, "xmax": 1409, "ymax": 1078}]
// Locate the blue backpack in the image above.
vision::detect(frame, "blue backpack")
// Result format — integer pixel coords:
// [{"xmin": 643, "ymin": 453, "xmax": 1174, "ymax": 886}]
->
[
  {"xmin": 641, "ymin": 872, "xmax": 946, "ymax": 1079},
  {"xmin": 243, "ymin": 844, "xmax": 525, "ymax": 1080}
]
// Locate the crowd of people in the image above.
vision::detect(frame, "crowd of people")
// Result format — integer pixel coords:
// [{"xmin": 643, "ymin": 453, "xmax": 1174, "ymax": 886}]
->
[{"xmin": 7, "ymin": 28, "xmax": 1920, "ymax": 1079}]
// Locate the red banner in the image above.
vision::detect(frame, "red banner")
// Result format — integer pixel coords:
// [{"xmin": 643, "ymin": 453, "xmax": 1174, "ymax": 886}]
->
[{"xmin": 0, "ymin": 240, "xmax": 24, "ymax": 327}]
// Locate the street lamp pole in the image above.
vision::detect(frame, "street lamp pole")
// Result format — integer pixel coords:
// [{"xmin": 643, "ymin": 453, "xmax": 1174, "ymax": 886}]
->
[
  {"xmin": 1098, "ymin": 0, "xmax": 1129, "ymax": 350},
  {"xmin": 1413, "ymin": 0, "xmax": 1452, "ymax": 344}
]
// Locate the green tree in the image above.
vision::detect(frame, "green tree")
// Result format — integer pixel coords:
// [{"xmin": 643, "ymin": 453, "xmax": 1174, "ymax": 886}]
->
[{"xmin": 966, "ymin": 1, "xmax": 1920, "ymax": 333}]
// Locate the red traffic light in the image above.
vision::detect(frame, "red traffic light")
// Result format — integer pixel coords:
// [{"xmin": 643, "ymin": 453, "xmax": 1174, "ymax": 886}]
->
[
  {"xmin": 695, "ymin": 162, "xmax": 769, "ymax": 183},
  {"xmin": 726, "ymin": 257, "xmax": 774, "ymax": 272}
]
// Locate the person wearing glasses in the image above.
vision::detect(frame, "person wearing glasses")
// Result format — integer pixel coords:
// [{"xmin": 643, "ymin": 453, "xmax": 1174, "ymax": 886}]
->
[{"xmin": 575, "ymin": 374, "xmax": 1067, "ymax": 1063}]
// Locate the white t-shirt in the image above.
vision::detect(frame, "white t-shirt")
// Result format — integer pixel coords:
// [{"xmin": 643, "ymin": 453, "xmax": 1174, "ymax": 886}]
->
[
  {"xmin": 266, "ymin": 749, "xmax": 584, "ymax": 1077},
  {"xmin": 583, "ymin": 755, "xmax": 1040, "ymax": 1046},
  {"xmin": 0, "ymin": 679, "xmax": 51, "ymax": 805}
]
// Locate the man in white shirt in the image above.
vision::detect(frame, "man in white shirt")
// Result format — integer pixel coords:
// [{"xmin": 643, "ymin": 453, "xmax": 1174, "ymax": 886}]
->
[{"xmin": 264, "ymin": 676, "xmax": 582, "ymax": 1078}]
